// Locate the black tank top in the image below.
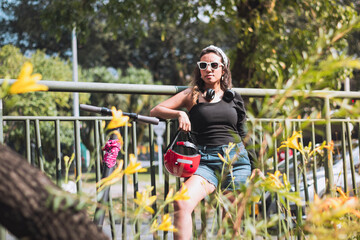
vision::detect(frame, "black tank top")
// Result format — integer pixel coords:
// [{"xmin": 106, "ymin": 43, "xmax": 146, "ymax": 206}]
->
[{"xmin": 189, "ymin": 99, "xmax": 240, "ymax": 146}]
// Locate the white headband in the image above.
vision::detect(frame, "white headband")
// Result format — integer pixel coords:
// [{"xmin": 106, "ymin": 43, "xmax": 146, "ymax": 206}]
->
[{"xmin": 202, "ymin": 45, "xmax": 229, "ymax": 67}]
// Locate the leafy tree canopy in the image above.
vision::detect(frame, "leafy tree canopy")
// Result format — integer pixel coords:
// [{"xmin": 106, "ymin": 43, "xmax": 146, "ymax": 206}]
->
[{"xmin": 1, "ymin": 0, "xmax": 359, "ymax": 89}]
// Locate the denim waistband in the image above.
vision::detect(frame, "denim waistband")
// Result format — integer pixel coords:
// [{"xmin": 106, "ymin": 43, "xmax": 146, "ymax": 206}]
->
[
  {"xmin": 198, "ymin": 142, "xmax": 242, "ymax": 151},
  {"xmin": 198, "ymin": 145, "xmax": 223, "ymax": 151}
]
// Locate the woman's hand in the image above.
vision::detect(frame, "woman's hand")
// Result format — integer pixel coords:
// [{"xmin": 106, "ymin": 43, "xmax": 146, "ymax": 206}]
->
[{"xmin": 178, "ymin": 111, "xmax": 191, "ymax": 132}]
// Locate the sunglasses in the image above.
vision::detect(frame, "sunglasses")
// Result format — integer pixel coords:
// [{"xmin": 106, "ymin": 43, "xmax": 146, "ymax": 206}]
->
[{"xmin": 197, "ymin": 61, "xmax": 224, "ymax": 70}]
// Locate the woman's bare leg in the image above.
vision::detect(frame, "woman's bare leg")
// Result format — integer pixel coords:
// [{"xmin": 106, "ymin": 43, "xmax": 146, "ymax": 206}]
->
[{"xmin": 174, "ymin": 175, "xmax": 216, "ymax": 240}]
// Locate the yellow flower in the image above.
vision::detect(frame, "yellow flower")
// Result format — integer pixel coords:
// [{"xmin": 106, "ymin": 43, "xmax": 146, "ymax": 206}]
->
[
  {"xmin": 250, "ymin": 195, "xmax": 261, "ymax": 203},
  {"xmin": 64, "ymin": 153, "xmax": 75, "ymax": 168},
  {"xmin": 9, "ymin": 62, "xmax": 48, "ymax": 94},
  {"xmin": 173, "ymin": 183, "xmax": 190, "ymax": 201},
  {"xmin": 63, "ymin": 153, "xmax": 75, "ymax": 184},
  {"xmin": 309, "ymin": 187, "xmax": 360, "ymax": 220},
  {"xmin": 165, "ymin": 184, "xmax": 190, "ymax": 203},
  {"xmin": 150, "ymin": 219, "xmax": 159, "ymax": 233},
  {"xmin": 218, "ymin": 142, "xmax": 236, "ymax": 165},
  {"xmin": 278, "ymin": 131, "xmax": 304, "ymax": 154},
  {"xmin": 283, "ymin": 172, "xmax": 291, "ymax": 190},
  {"xmin": 150, "ymin": 214, "xmax": 178, "ymax": 233},
  {"xmin": 134, "ymin": 186, "xmax": 157, "ymax": 214},
  {"xmin": 225, "ymin": 142, "xmax": 236, "ymax": 160},
  {"xmin": 336, "ymin": 186, "xmax": 347, "ymax": 199},
  {"xmin": 218, "ymin": 153, "xmax": 228, "ymax": 164},
  {"xmin": 323, "ymin": 140, "xmax": 334, "ymax": 159},
  {"xmin": 307, "ymin": 140, "xmax": 334, "ymax": 158},
  {"xmin": 124, "ymin": 154, "xmax": 147, "ymax": 175},
  {"xmin": 266, "ymin": 170, "xmax": 284, "ymax": 189},
  {"xmin": 323, "ymin": 140, "xmax": 334, "ymax": 152},
  {"xmin": 96, "ymin": 160, "xmax": 124, "ymax": 192},
  {"xmin": 109, "ymin": 130, "xmax": 124, "ymax": 146},
  {"xmin": 224, "ymin": 142, "xmax": 236, "ymax": 155},
  {"xmin": 165, "ymin": 188, "xmax": 174, "ymax": 202},
  {"xmin": 106, "ymin": 106, "xmax": 131, "ymax": 130}
]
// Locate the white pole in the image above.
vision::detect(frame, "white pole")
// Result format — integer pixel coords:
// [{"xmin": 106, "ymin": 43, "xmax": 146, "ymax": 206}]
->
[
  {"xmin": 157, "ymin": 136, "xmax": 163, "ymax": 182},
  {"xmin": 71, "ymin": 27, "xmax": 81, "ymax": 188},
  {"xmin": 72, "ymin": 27, "xmax": 79, "ymax": 117},
  {"xmin": 345, "ymin": 77, "xmax": 350, "ymax": 92},
  {"xmin": 153, "ymin": 122, "xmax": 166, "ymax": 182}
]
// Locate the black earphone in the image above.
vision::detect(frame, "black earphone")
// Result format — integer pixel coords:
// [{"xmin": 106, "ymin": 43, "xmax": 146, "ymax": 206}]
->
[
  {"xmin": 203, "ymin": 88, "xmax": 235, "ymax": 102},
  {"xmin": 204, "ymin": 89, "xmax": 215, "ymax": 101},
  {"xmin": 223, "ymin": 89, "xmax": 235, "ymax": 102}
]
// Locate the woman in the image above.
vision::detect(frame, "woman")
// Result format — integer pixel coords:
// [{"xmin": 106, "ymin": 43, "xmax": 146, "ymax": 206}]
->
[{"xmin": 150, "ymin": 45, "xmax": 257, "ymax": 240}]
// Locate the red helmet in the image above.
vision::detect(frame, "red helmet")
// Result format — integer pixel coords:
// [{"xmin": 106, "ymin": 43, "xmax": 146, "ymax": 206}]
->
[{"xmin": 164, "ymin": 130, "xmax": 200, "ymax": 178}]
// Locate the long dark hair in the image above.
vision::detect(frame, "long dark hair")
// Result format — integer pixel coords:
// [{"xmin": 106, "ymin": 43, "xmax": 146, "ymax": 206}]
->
[{"xmin": 191, "ymin": 46, "xmax": 232, "ymax": 103}]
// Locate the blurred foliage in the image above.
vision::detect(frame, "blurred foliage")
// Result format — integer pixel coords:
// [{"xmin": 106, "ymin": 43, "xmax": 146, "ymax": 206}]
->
[
  {"xmin": 0, "ymin": 45, "xmax": 165, "ymax": 176},
  {"xmin": 81, "ymin": 66, "xmax": 166, "ymax": 153},
  {"xmin": 1, "ymin": 0, "xmax": 359, "ymax": 90},
  {"xmin": 1, "ymin": 1, "xmax": 360, "ymax": 238},
  {"xmin": 245, "ymin": 18, "xmax": 360, "ymax": 176},
  {"xmin": 0, "ymin": 0, "xmax": 360, "ymax": 181},
  {"xmin": 0, "ymin": 0, "xmax": 359, "ymax": 184},
  {"xmin": 0, "ymin": 45, "xmax": 81, "ymax": 175},
  {"xmin": 211, "ymin": 0, "xmax": 360, "ymax": 89}
]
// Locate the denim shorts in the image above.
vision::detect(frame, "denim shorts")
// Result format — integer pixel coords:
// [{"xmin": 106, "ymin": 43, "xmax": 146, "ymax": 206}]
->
[{"xmin": 194, "ymin": 142, "xmax": 251, "ymax": 190}]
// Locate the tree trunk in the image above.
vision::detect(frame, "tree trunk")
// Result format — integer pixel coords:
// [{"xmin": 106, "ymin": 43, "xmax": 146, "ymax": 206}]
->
[
  {"xmin": 0, "ymin": 144, "xmax": 109, "ymax": 240},
  {"xmin": 232, "ymin": 1, "xmax": 264, "ymax": 88}
]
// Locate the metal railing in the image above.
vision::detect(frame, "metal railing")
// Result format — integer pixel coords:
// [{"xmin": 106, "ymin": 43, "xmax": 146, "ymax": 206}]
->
[{"xmin": 2, "ymin": 80, "xmax": 360, "ymax": 239}]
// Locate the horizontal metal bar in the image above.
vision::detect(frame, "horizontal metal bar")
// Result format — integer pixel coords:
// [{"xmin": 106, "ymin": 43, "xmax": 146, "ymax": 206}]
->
[
  {"xmin": 4, "ymin": 116, "xmax": 360, "ymax": 124},
  {"xmin": 1, "ymin": 79, "xmax": 187, "ymax": 95},
  {"xmin": 2, "ymin": 79, "xmax": 360, "ymax": 98},
  {"xmin": 3, "ymin": 116, "xmax": 112, "ymax": 121}
]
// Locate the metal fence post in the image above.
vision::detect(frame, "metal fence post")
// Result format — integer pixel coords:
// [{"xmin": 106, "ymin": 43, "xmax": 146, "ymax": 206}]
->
[
  {"xmin": 25, "ymin": 119, "xmax": 31, "ymax": 164},
  {"xmin": 55, "ymin": 119, "xmax": 62, "ymax": 186},
  {"xmin": 0, "ymin": 99, "xmax": 6, "ymax": 240},
  {"xmin": 324, "ymin": 97, "xmax": 334, "ymax": 196},
  {"xmin": 74, "ymin": 119, "xmax": 82, "ymax": 193},
  {"xmin": 0, "ymin": 99, "xmax": 3, "ymax": 144},
  {"xmin": 35, "ymin": 119, "xmax": 44, "ymax": 171},
  {"xmin": 122, "ymin": 125, "xmax": 129, "ymax": 240}
]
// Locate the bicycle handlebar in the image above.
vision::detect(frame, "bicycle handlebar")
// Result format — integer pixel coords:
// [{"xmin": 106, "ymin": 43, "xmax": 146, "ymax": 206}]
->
[{"xmin": 80, "ymin": 104, "xmax": 159, "ymax": 125}]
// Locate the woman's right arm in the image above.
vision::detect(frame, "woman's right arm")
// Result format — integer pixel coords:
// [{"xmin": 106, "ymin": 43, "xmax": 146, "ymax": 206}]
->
[{"xmin": 150, "ymin": 88, "xmax": 193, "ymax": 132}]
